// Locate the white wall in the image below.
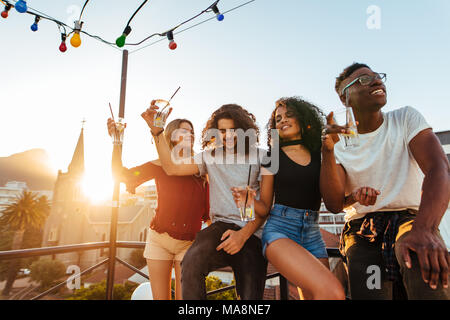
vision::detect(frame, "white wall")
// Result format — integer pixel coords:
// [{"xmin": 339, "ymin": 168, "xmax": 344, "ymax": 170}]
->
[{"xmin": 439, "ymin": 208, "xmax": 450, "ymax": 250}]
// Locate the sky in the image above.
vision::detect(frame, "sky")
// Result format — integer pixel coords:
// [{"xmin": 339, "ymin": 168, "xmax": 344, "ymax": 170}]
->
[{"xmin": 1, "ymin": 0, "xmax": 450, "ymax": 199}]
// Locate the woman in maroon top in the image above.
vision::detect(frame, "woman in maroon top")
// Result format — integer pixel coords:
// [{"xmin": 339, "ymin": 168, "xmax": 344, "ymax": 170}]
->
[{"xmin": 107, "ymin": 117, "xmax": 210, "ymax": 300}]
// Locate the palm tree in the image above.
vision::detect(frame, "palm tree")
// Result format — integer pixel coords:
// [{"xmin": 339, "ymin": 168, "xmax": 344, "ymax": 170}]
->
[{"xmin": 0, "ymin": 190, "xmax": 50, "ymax": 296}]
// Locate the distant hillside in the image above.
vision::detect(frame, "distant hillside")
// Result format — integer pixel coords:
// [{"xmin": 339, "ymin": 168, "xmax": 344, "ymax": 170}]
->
[{"xmin": 0, "ymin": 149, "xmax": 57, "ymax": 191}]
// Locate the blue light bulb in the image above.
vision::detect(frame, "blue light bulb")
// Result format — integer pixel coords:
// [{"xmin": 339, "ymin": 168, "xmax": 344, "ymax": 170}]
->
[
  {"xmin": 31, "ymin": 22, "xmax": 38, "ymax": 32},
  {"xmin": 216, "ymin": 14, "xmax": 224, "ymax": 21},
  {"xmin": 15, "ymin": 0, "xmax": 27, "ymax": 13}
]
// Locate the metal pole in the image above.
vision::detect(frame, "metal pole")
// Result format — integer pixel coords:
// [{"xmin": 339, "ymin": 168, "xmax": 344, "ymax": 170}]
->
[
  {"xmin": 106, "ymin": 49, "xmax": 128, "ymax": 300},
  {"xmin": 279, "ymin": 275, "xmax": 288, "ymax": 300}
]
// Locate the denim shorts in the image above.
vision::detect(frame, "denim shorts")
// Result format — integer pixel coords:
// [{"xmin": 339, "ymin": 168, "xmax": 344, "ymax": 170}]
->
[{"xmin": 261, "ymin": 204, "xmax": 328, "ymax": 259}]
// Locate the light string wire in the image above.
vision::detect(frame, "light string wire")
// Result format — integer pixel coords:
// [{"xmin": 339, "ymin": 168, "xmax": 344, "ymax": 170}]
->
[
  {"xmin": 129, "ymin": 0, "xmax": 256, "ymax": 55},
  {"xmin": 125, "ymin": 0, "xmax": 148, "ymax": 28},
  {"xmin": 2, "ymin": 0, "xmax": 255, "ymax": 54},
  {"xmin": 124, "ymin": 0, "xmax": 221, "ymax": 47},
  {"xmin": 79, "ymin": 0, "xmax": 90, "ymax": 21}
]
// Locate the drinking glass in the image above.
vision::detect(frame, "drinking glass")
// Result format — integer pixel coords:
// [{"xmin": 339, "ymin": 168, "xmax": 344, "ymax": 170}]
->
[
  {"xmin": 153, "ymin": 99, "xmax": 171, "ymax": 128},
  {"xmin": 112, "ymin": 117, "xmax": 126, "ymax": 145},
  {"xmin": 233, "ymin": 186, "xmax": 256, "ymax": 221},
  {"xmin": 333, "ymin": 107, "xmax": 359, "ymax": 148}
]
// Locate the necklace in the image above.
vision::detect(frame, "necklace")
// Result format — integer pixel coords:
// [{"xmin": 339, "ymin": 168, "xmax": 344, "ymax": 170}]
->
[{"xmin": 280, "ymin": 139, "xmax": 303, "ymax": 147}]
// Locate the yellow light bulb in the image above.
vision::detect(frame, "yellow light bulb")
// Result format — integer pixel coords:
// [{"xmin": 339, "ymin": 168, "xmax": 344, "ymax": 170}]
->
[{"xmin": 70, "ymin": 32, "xmax": 81, "ymax": 48}]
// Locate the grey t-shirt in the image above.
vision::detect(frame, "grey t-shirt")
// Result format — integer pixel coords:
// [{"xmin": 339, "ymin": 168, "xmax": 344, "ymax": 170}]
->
[{"xmin": 194, "ymin": 148, "xmax": 265, "ymax": 238}]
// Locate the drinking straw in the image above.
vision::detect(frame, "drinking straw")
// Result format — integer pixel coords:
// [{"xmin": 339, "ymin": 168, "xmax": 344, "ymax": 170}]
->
[
  {"xmin": 243, "ymin": 165, "xmax": 252, "ymax": 210},
  {"xmin": 159, "ymin": 86, "xmax": 181, "ymax": 115},
  {"xmin": 109, "ymin": 102, "xmax": 117, "ymax": 140},
  {"xmin": 108, "ymin": 102, "xmax": 115, "ymax": 121},
  {"xmin": 168, "ymin": 86, "xmax": 181, "ymax": 103}
]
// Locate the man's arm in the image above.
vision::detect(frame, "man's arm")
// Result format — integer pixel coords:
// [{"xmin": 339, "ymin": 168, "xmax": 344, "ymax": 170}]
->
[
  {"xmin": 320, "ymin": 147, "xmax": 347, "ymax": 213},
  {"xmin": 396, "ymin": 128, "xmax": 450, "ymax": 289},
  {"xmin": 320, "ymin": 113, "xmax": 347, "ymax": 213}
]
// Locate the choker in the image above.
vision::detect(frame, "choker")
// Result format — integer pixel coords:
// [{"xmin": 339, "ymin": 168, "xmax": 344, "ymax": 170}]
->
[{"xmin": 280, "ymin": 139, "xmax": 303, "ymax": 147}]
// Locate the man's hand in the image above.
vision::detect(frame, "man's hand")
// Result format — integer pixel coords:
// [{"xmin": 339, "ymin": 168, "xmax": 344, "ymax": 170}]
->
[
  {"xmin": 322, "ymin": 112, "xmax": 351, "ymax": 152},
  {"xmin": 396, "ymin": 228, "xmax": 449, "ymax": 290},
  {"xmin": 216, "ymin": 229, "xmax": 247, "ymax": 255},
  {"xmin": 351, "ymin": 186, "xmax": 381, "ymax": 206}
]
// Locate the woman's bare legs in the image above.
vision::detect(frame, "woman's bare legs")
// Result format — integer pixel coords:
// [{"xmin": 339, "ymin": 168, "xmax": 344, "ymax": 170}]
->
[
  {"xmin": 297, "ymin": 258, "xmax": 331, "ymax": 300},
  {"xmin": 147, "ymin": 259, "xmax": 173, "ymax": 300},
  {"xmin": 174, "ymin": 261, "xmax": 183, "ymax": 300},
  {"xmin": 266, "ymin": 239, "xmax": 345, "ymax": 300}
]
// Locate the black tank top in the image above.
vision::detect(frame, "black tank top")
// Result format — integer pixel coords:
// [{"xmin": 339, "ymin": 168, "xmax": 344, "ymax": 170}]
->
[{"xmin": 269, "ymin": 147, "xmax": 322, "ymax": 211}]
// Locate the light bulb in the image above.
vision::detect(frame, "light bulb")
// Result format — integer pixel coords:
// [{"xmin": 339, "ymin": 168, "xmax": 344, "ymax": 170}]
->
[
  {"xmin": 116, "ymin": 26, "xmax": 131, "ymax": 48},
  {"xmin": 59, "ymin": 34, "xmax": 67, "ymax": 52},
  {"xmin": 15, "ymin": 0, "xmax": 27, "ymax": 13},
  {"xmin": 1, "ymin": 4, "xmax": 11, "ymax": 18},
  {"xmin": 166, "ymin": 31, "xmax": 177, "ymax": 50},
  {"xmin": 59, "ymin": 42, "xmax": 67, "ymax": 52},
  {"xmin": 30, "ymin": 16, "xmax": 40, "ymax": 32},
  {"xmin": 116, "ymin": 34, "xmax": 126, "ymax": 48},
  {"xmin": 169, "ymin": 40, "xmax": 177, "ymax": 50},
  {"xmin": 211, "ymin": 4, "xmax": 224, "ymax": 21},
  {"xmin": 70, "ymin": 32, "xmax": 81, "ymax": 47}
]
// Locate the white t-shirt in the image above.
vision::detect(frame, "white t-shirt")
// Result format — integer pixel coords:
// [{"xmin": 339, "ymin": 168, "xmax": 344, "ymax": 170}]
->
[
  {"xmin": 334, "ymin": 106, "xmax": 431, "ymax": 221},
  {"xmin": 193, "ymin": 148, "xmax": 265, "ymax": 238}
]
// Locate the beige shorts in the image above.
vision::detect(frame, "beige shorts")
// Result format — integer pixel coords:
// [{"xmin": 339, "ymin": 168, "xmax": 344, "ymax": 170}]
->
[{"xmin": 143, "ymin": 228, "xmax": 193, "ymax": 262}]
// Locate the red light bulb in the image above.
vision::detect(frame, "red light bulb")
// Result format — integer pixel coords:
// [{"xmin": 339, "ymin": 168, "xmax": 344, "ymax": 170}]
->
[
  {"xmin": 59, "ymin": 41, "xmax": 67, "ymax": 52},
  {"xmin": 1, "ymin": 10, "xmax": 8, "ymax": 18},
  {"xmin": 169, "ymin": 40, "xmax": 177, "ymax": 50}
]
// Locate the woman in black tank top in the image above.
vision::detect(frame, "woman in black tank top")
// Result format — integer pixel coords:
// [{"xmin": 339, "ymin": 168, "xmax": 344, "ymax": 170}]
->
[{"xmin": 258, "ymin": 97, "xmax": 345, "ymax": 300}]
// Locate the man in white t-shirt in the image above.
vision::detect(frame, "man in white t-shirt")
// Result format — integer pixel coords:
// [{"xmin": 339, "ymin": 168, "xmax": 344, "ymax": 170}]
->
[{"xmin": 321, "ymin": 62, "xmax": 450, "ymax": 300}]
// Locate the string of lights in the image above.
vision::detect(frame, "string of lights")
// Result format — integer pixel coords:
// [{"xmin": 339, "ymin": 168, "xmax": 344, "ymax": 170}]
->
[
  {"xmin": 129, "ymin": 0, "xmax": 256, "ymax": 55},
  {"xmin": 1, "ymin": 0, "xmax": 256, "ymax": 53},
  {"xmin": 2, "ymin": 0, "xmax": 122, "ymax": 51},
  {"xmin": 115, "ymin": 0, "xmax": 224, "ymax": 49}
]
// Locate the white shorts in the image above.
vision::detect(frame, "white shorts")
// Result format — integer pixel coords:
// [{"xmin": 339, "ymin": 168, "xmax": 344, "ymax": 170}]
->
[{"xmin": 143, "ymin": 228, "xmax": 193, "ymax": 262}]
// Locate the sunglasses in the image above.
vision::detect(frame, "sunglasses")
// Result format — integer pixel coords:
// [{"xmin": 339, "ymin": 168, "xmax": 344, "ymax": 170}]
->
[{"xmin": 341, "ymin": 72, "xmax": 386, "ymax": 95}]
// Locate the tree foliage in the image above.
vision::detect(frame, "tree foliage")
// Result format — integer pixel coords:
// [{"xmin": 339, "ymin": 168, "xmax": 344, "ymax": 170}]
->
[
  {"xmin": 128, "ymin": 249, "xmax": 146, "ymax": 269},
  {"xmin": 66, "ymin": 280, "xmax": 138, "ymax": 300},
  {"xmin": 0, "ymin": 191, "xmax": 50, "ymax": 296},
  {"xmin": 206, "ymin": 275, "xmax": 237, "ymax": 300},
  {"xmin": 29, "ymin": 259, "xmax": 66, "ymax": 289},
  {"xmin": 0, "ymin": 191, "xmax": 49, "ymax": 231}
]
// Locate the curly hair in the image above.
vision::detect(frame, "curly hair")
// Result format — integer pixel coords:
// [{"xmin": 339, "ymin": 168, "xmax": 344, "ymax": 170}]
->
[
  {"xmin": 201, "ymin": 104, "xmax": 260, "ymax": 151},
  {"xmin": 266, "ymin": 97, "xmax": 325, "ymax": 152}
]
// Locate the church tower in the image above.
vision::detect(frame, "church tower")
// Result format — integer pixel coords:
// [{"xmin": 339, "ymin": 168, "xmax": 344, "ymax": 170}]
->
[{"xmin": 43, "ymin": 124, "xmax": 89, "ymax": 266}]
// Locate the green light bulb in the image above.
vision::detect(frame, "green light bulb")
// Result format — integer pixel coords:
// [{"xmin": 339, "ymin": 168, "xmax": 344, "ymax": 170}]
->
[{"xmin": 116, "ymin": 34, "xmax": 126, "ymax": 48}]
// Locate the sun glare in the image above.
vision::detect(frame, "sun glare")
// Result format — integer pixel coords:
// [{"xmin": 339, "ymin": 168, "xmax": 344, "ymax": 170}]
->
[{"xmin": 81, "ymin": 171, "xmax": 120, "ymax": 204}]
